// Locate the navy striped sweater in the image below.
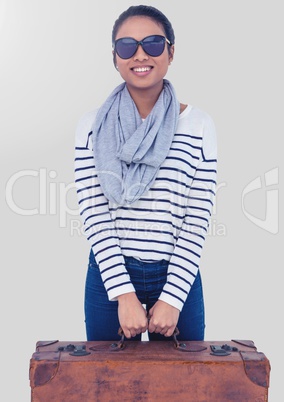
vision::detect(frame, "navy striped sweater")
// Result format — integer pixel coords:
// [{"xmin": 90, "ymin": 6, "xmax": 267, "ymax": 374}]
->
[{"xmin": 74, "ymin": 105, "xmax": 217, "ymax": 311}]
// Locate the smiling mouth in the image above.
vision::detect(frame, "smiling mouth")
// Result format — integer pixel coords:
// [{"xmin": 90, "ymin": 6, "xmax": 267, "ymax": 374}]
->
[{"xmin": 131, "ymin": 67, "xmax": 153, "ymax": 72}]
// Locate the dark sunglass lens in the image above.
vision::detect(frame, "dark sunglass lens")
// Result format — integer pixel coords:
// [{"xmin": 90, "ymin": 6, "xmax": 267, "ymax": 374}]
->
[
  {"xmin": 115, "ymin": 38, "xmax": 137, "ymax": 59},
  {"xmin": 143, "ymin": 35, "xmax": 165, "ymax": 57}
]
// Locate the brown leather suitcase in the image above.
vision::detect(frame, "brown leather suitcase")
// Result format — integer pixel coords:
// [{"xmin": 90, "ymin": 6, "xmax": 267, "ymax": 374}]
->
[{"xmin": 29, "ymin": 332, "xmax": 270, "ymax": 401}]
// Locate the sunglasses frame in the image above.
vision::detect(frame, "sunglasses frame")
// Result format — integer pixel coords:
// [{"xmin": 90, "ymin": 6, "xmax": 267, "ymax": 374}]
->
[{"xmin": 113, "ymin": 34, "xmax": 172, "ymax": 60}]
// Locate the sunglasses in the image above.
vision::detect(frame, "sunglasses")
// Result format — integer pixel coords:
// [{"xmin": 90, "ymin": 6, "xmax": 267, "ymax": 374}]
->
[{"xmin": 113, "ymin": 35, "xmax": 172, "ymax": 59}]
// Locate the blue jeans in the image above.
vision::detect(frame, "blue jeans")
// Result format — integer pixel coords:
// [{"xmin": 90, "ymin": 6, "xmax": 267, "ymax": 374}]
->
[{"xmin": 85, "ymin": 250, "xmax": 205, "ymax": 341}]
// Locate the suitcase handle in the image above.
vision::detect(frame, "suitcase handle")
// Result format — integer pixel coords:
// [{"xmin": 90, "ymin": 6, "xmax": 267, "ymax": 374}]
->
[
  {"xmin": 111, "ymin": 327, "xmax": 207, "ymax": 353},
  {"xmin": 172, "ymin": 328, "xmax": 207, "ymax": 352}
]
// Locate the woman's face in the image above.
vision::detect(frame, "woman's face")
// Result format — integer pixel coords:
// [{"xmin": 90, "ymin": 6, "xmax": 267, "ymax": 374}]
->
[{"xmin": 114, "ymin": 16, "xmax": 174, "ymax": 93}]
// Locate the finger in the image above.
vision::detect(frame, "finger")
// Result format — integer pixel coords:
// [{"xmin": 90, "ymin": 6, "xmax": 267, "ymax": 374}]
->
[
  {"xmin": 130, "ymin": 329, "xmax": 138, "ymax": 338},
  {"xmin": 135, "ymin": 327, "xmax": 146, "ymax": 335},
  {"xmin": 135, "ymin": 322, "xmax": 148, "ymax": 334},
  {"xmin": 159, "ymin": 328, "xmax": 168, "ymax": 335},
  {"xmin": 148, "ymin": 323, "xmax": 155, "ymax": 333},
  {"xmin": 123, "ymin": 328, "xmax": 132, "ymax": 339},
  {"xmin": 164, "ymin": 327, "xmax": 175, "ymax": 337},
  {"xmin": 149, "ymin": 318, "xmax": 166, "ymax": 334}
]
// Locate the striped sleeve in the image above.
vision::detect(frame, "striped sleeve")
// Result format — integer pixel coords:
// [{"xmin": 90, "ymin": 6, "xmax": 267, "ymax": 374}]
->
[
  {"xmin": 159, "ymin": 114, "xmax": 217, "ymax": 311},
  {"xmin": 74, "ymin": 112, "xmax": 135, "ymax": 301}
]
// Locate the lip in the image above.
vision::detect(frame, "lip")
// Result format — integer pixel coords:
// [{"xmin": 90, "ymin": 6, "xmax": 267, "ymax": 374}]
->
[{"xmin": 130, "ymin": 65, "xmax": 153, "ymax": 76}]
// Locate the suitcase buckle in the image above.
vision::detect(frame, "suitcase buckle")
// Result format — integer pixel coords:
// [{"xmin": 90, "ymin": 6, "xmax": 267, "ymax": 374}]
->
[
  {"xmin": 210, "ymin": 344, "xmax": 239, "ymax": 356},
  {"xmin": 58, "ymin": 344, "xmax": 91, "ymax": 356}
]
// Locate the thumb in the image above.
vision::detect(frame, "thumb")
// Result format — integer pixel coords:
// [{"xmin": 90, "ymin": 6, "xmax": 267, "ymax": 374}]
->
[{"xmin": 148, "ymin": 306, "xmax": 154, "ymax": 317}]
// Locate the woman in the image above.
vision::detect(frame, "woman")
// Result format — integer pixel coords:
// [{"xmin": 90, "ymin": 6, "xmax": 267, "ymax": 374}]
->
[{"xmin": 74, "ymin": 5, "xmax": 217, "ymax": 341}]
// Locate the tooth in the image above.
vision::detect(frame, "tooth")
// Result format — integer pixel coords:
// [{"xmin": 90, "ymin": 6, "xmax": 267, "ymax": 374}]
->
[{"xmin": 134, "ymin": 67, "xmax": 150, "ymax": 72}]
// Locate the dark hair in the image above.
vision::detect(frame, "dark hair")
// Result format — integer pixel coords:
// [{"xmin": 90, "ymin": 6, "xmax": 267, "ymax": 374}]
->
[{"xmin": 112, "ymin": 5, "xmax": 175, "ymax": 45}]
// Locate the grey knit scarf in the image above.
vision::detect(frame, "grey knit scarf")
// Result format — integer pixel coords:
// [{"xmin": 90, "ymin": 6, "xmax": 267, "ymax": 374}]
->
[{"xmin": 92, "ymin": 79, "xmax": 180, "ymax": 205}]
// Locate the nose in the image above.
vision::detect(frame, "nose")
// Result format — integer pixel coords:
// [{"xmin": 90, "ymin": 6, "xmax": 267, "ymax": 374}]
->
[{"xmin": 133, "ymin": 44, "xmax": 149, "ymax": 61}]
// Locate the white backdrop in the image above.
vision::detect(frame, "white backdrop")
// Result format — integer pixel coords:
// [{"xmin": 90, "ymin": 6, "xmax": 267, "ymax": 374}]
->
[{"xmin": 1, "ymin": 0, "xmax": 282, "ymax": 400}]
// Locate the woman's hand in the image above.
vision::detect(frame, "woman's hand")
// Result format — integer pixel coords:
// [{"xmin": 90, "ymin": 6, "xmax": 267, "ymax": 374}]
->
[
  {"xmin": 117, "ymin": 293, "xmax": 148, "ymax": 338},
  {"xmin": 148, "ymin": 300, "xmax": 180, "ymax": 337}
]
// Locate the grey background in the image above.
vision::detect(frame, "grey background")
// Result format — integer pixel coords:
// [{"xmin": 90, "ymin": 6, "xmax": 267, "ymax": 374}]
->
[{"xmin": 1, "ymin": 0, "xmax": 282, "ymax": 400}]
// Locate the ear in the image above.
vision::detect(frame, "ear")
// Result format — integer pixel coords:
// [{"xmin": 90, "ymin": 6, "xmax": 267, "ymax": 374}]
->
[
  {"xmin": 169, "ymin": 45, "xmax": 175, "ymax": 64},
  {"xmin": 112, "ymin": 50, "xmax": 118, "ymax": 70}
]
